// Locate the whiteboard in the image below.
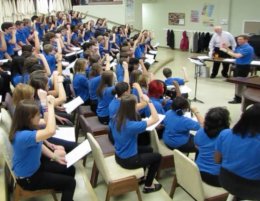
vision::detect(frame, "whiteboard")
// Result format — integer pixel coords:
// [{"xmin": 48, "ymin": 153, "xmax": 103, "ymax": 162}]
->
[{"xmin": 243, "ymin": 20, "xmax": 260, "ymax": 35}]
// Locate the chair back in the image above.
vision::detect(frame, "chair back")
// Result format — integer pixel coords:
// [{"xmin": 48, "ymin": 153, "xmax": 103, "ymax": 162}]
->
[
  {"xmin": 0, "ymin": 127, "xmax": 16, "ymax": 182},
  {"xmin": 173, "ymin": 150, "xmax": 205, "ymax": 201},
  {"xmin": 150, "ymin": 129, "xmax": 160, "ymax": 153},
  {"xmin": 87, "ymin": 133, "xmax": 111, "ymax": 183},
  {"xmin": 0, "ymin": 108, "xmax": 13, "ymax": 134}
]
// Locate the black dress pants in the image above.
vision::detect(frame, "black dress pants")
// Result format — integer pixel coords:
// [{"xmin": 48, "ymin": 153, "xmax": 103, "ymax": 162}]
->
[{"xmin": 115, "ymin": 146, "xmax": 161, "ymax": 187}]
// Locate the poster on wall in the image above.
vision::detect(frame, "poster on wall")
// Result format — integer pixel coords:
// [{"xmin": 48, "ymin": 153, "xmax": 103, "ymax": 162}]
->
[
  {"xmin": 201, "ymin": 3, "xmax": 215, "ymax": 27},
  {"xmin": 190, "ymin": 10, "xmax": 199, "ymax": 23},
  {"xmin": 125, "ymin": 0, "xmax": 135, "ymax": 24},
  {"xmin": 168, "ymin": 13, "xmax": 185, "ymax": 25}
]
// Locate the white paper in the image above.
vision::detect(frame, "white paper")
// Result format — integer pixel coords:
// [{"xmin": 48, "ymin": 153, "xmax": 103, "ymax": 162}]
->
[
  {"xmin": 65, "ymin": 51, "xmax": 77, "ymax": 57},
  {"xmin": 53, "ymin": 127, "xmax": 76, "ymax": 142},
  {"xmin": 145, "ymin": 54, "xmax": 154, "ymax": 59},
  {"xmin": 188, "ymin": 58, "xmax": 204, "ymax": 66},
  {"xmin": 145, "ymin": 58, "xmax": 155, "ymax": 65},
  {"xmin": 71, "ymin": 47, "xmax": 81, "ymax": 51},
  {"xmin": 197, "ymin": 55, "xmax": 210, "ymax": 60},
  {"xmin": 62, "ymin": 68, "xmax": 71, "ymax": 76},
  {"xmin": 0, "ymin": 59, "xmax": 9, "ymax": 63},
  {"xmin": 63, "ymin": 96, "xmax": 84, "ymax": 114},
  {"xmin": 223, "ymin": 58, "xmax": 235, "ymax": 63},
  {"xmin": 18, "ymin": 50, "xmax": 22, "ymax": 56},
  {"xmin": 251, "ymin": 60, "xmax": 260, "ymax": 66},
  {"xmin": 62, "ymin": 61, "xmax": 69, "ymax": 67},
  {"xmin": 149, "ymin": 50, "xmax": 158, "ymax": 55},
  {"xmin": 166, "ymin": 85, "xmax": 192, "ymax": 94},
  {"xmin": 145, "ymin": 114, "xmax": 165, "ymax": 131},
  {"xmin": 66, "ymin": 59, "xmax": 78, "ymax": 70},
  {"xmin": 65, "ymin": 139, "xmax": 91, "ymax": 168}
]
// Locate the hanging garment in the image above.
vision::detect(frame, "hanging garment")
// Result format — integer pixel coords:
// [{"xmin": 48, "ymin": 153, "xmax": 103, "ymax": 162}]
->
[
  {"xmin": 169, "ymin": 30, "xmax": 175, "ymax": 49},
  {"xmin": 204, "ymin": 32, "xmax": 212, "ymax": 52},
  {"xmin": 193, "ymin": 32, "xmax": 199, "ymax": 53},
  {"xmin": 180, "ymin": 31, "xmax": 189, "ymax": 51},
  {"xmin": 167, "ymin": 30, "xmax": 171, "ymax": 46}
]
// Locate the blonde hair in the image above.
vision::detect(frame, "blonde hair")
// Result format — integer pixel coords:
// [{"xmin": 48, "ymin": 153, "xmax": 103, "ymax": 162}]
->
[
  {"xmin": 13, "ymin": 84, "xmax": 35, "ymax": 106},
  {"xmin": 74, "ymin": 58, "xmax": 87, "ymax": 74}
]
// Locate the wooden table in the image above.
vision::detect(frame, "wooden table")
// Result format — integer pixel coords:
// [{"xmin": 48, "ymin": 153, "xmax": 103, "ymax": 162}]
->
[{"xmin": 226, "ymin": 76, "xmax": 260, "ymax": 111}]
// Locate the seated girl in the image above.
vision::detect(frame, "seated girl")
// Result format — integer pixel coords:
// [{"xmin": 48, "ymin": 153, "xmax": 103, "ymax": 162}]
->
[
  {"xmin": 194, "ymin": 107, "xmax": 230, "ymax": 187},
  {"xmin": 109, "ymin": 94, "xmax": 162, "ymax": 193},
  {"xmin": 215, "ymin": 103, "xmax": 260, "ymax": 200},
  {"xmin": 163, "ymin": 96, "xmax": 204, "ymax": 152}
]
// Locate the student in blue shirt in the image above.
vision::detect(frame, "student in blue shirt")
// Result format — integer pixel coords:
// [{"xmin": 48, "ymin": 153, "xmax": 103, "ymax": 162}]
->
[
  {"xmin": 73, "ymin": 58, "xmax": 90, "ymax": 104},
  {"xmin": 15, "ymin": 21, "xmax": 28, "ymax": 46},
  {"xmin": 96, "ymin": 70, "xmax": 115, "ymax": 124},
  {"xmin": 42, "ymin": 44, "xmax": 56, "ymax": 74},
  {"xmin": 194, "ymin": 107, "xmax": 230, "ymax": 187},
  {"xmin": 215, "ymin": 103, "xmax": 260, "ymax": 200},
  {"xmin": 10, "ymin": 98, "xmax": 76, "ymax": 201},
  {"xmin": 88, "ymin": 62, "xmax": 102, "ymax": 113},
  {"xmin": 110, "ymin": 94, "xmax": 162, "ymax": 193},
  {"xmin": 163, "ymin": 96, "xmax": 204, "ymax": 152},
  {"xmin": 163, "ymin": 67, "xmax": 188, "ymax": 86},
  {"xmin": 2, "ymin": 22, "xmax": 16, "ymax": 57}
]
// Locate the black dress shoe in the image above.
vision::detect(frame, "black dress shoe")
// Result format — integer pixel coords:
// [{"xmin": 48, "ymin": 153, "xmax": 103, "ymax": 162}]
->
[
  {"xmin": 222, "ymin": 74, "xmax": 229, "ymax": 78},
  {"xmin": 143, "ymin": 184, "xmax": 162, "ymax": 193},
  {"xmin": 210, "ymin": 74, "xmax": 216, "ymax": 78},
  {"xmin": 228, "ymin": 99, "xmax": 242, "ymax": 104}
]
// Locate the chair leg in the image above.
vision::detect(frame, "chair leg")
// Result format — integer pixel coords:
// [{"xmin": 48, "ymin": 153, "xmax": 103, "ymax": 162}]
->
[
  {"xmin": 136, "ymin": 188, "xmax": 142, "ymax": 201},
  {"xmin": 169, "ymin": 175, "xmax": 178, "ymax": 198},
  {"xmin": 51, "ymin": 192, "xmax": 58, "ymax": 201},
  {"xmin": 105, "ymin": 187, "xmax": 111, "ymax": 201},
  {"xmin": 75, "ymin": 118, "xmax": 80, "ymax": 142},
  {"xmin": 90, "ymin": 162, "xmax": 99, "ymax": 188}
]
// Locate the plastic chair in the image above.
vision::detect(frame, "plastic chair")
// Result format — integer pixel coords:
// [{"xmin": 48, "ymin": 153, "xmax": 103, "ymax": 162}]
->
[
  {"xmin": 0, "ymin": 127, "xmax": 58, "ymax": 201},
  {"xmin": 150, "ymin": 129, "xmax": 174, "ymax": 178},
  {"xmin": 87, "ymin": 133, "xmax": 144, "ymax": 201},
  {"xmin": 170, "ymin": 150, "xmax": 228, "ymax": 201}
]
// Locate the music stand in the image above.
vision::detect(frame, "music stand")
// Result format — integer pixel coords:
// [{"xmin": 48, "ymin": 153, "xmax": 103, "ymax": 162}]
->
[{"xmin": 188, "ymin": 58, "xmax": 205, "ymax": 103}]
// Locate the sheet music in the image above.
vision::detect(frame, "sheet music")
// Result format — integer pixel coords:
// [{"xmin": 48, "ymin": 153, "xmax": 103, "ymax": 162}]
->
[
  {"xmin": 145, "ymin": 114, "xmax": 165, "ymax": 131},
  {"xmin": 251, "ymin": 60, "xmax": 260, "ymax": 66},
  {"xmin": 63, "ymin": 96, "xmax": 84, "ymax": 114},
  {"xmin": 197, "ymin": 55, "xmax": 210, "ymax": 60},
  {"xmin": 145, "ymin": 54, "xmax": 155, "ymax": 59},
  {"xmin": 0, "ymin": 59, "xmax": 9, "ymax": 63},
  {"xmin": 66, "ymin": 59, "xmax": 77, "ymax": 70},
  {"xmin": 149, "ymin": 50, "xmax": 158, "ymax": 55},
  {"xmin": 65, "ymin": 139, "xmax": 91, "ymax": 168},
  {"xmin": 188, "ymin": 58, "xmax": 204, "ymax": 66},
  {"xmin": 53, "ymin": 127, "xmax": 76, "ymax": 142},
  {"xmin": 166, "ymin": 85, "xmax": 192, "ymax": 94},
  {"xmin": 223, "ymin": 58, "xmax": 235, "ymax": 63}
]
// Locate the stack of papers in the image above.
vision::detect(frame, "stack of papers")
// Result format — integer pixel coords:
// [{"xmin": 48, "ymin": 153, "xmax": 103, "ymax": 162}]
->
[
  {"xmin": 144, "ymin": 114, "xmax": 165, "ymax": 131},
  {"xmin": 53, "ymin": 127, "xmax": 76, "ymax": 142},
  {"xmin": 149, "ymin": 50, "xmax": 158, "ymax": 55},
  {"xmin": 65, "ymin": 139, "xmax": 91, "ymax": 168},
  {"xmin": 166, "ymin": 85, "xmax": 192, "ymax": 94},
  {"xmin": 223, "ymin": 58, "xmax": 235, "ymax": 63},
  {"xmin": 197, "ymin": 55, "xmax": 210, "ymax": 60},
  {"xmin": 63, "ymin": 96, "xmax": 84, "ymax": 114}
]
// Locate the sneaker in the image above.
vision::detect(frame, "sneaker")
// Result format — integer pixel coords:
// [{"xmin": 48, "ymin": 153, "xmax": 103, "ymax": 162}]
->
[
  {"xmin": 143, "ymin": 184, "xmax": 162, "ymax": 194},
  {"xmin": 228, "ymin": 99, "xmax": 241, "ymax": 104}
]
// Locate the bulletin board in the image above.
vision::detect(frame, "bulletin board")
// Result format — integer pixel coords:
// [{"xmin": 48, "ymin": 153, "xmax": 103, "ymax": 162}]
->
[{"xmin": 243, "ymin": 21, "xmax": 260, "ymax": 35}]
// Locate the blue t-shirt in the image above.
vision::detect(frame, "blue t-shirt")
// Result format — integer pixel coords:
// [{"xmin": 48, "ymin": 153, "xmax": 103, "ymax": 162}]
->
[
  {"xmin": 88, "ymin": 75, "xmax": 101, "ymax": 101},
  {"xmin": 16, "ymin": 29, "xmax": 27, "ymax": 45},
  {"xmin": 5, "ymin": 33, "xmax": 15, "ymax": 56},
  {"xmin": 163, "ymin": 110, "xmax": 200, "ymax": 148},
  {"xmin": 235, "ymin": 43, "xmax": 254, "ymax": 65},
  {"xmin": 116, "ymin": 64, "xmax": 124, "ymax": 82},
  {"xmin": 165, "ymin": 77, "xmax": 185, "ymax": 86},
  {"xmin": 22, "ymin": 26, "xmax": 31, "ymax": 39},
  {"xmin": 73, "ymin": 73, "xmax": 89, "ymax": 102},
  {"xmin": 12, "ymin": 130, "xmax": 42, "ymax": 177},
  {"xmin": 134, "ymin": 45, "xmax": 143, "ymax": 59},
  {"xmin": 35, "ymin": 23, "xmax": 44, "ymax": 40},
  {"xmin": 0, "ymin": 40, "xmax": 5, "ymax": 59},
  {"xmin": 144, "ymin": 97, "xmax": 165, "ymax": 117},
  {"xmin": 43, "ymin": 52, "xmax": 56, "ymax": 73},
  {"xmin": 109, "ymin": 98, "xmax": 120, "ymax": 118},
  {"xmin": 109, "ymin": 119, "xmax": 147, "ymax": 159},
  {"xmin": 96, "ymin": 86, "xmax": 115, "ymax": 117},
  {"xmin": 215, "ymin": 129, "xmax": 260, "ymax": 180},
  {"xmin": 195, "ymin": 128, "xmax": 221, "ymax": 175}
]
